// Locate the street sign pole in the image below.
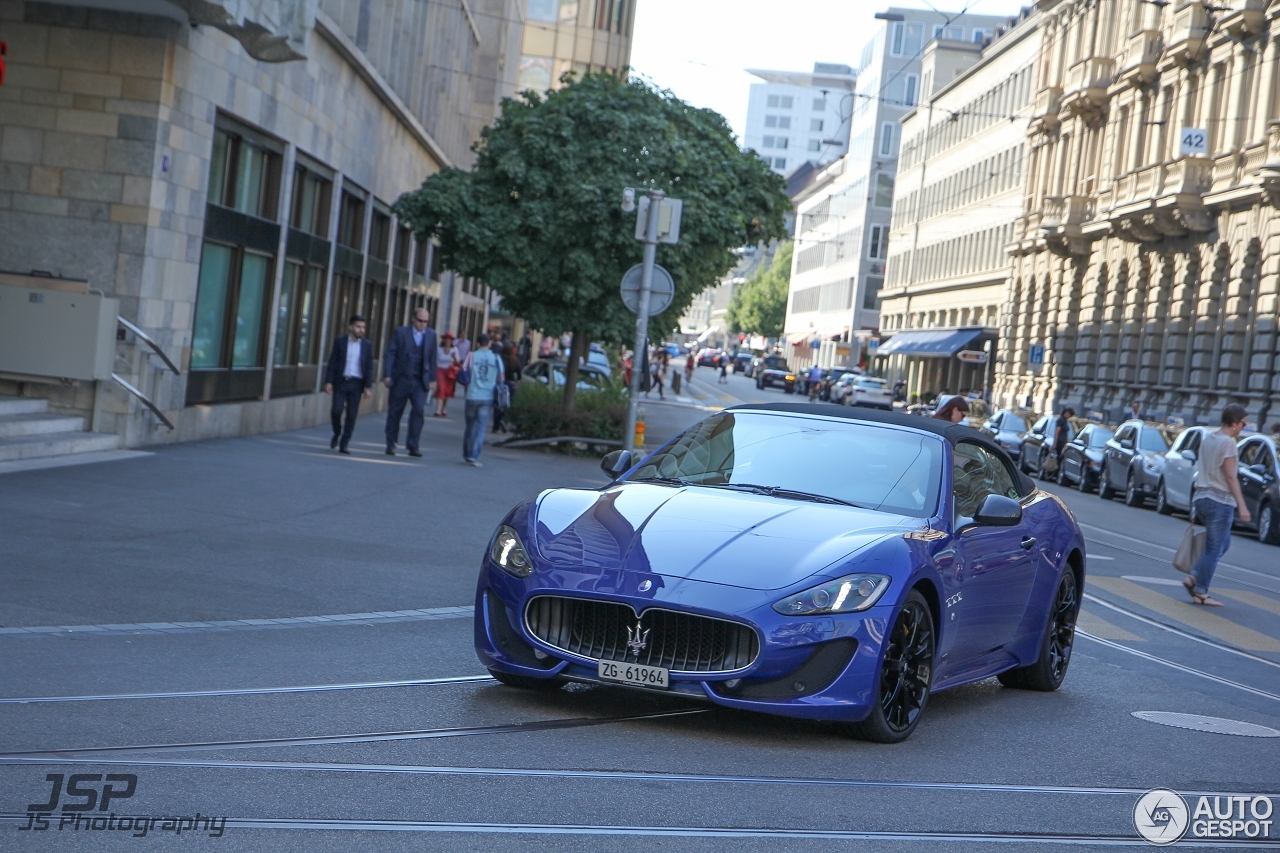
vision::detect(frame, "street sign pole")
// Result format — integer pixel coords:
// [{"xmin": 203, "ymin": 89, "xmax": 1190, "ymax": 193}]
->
[{"xmin": 625, "ymin": 189, "xmax": 664, "ymax": 454}]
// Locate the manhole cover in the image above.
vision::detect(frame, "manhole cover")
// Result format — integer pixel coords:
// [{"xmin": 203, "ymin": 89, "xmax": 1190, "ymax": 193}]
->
[{"xmin": 1133, "ymin": 711, "xmax": 1280, "ymax": 737}]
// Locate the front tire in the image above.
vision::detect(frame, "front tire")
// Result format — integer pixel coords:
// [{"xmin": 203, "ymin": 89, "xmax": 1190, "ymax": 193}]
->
[
  {"xmin": 1259, "ymin": 500, "xmax": 1280, "ymax": 546},
  {"xmin": 1155, "ymin": 480, "xmax": 1173, "ymax": 515},
  {"xmin": 842, "ymin": 590, "xmax": 934, "ymax": 743},
  {"xmin": 998, "ymin": 569, "xmax": 1078, "ymax": 692},
  {"xmin": 488, "ymin": 669, "xmax": 566, "ymax": 691}
]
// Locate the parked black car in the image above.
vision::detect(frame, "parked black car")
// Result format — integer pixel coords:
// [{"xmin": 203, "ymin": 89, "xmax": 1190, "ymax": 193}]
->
[
  {"xmin": 980, "ymin": 409, "xmax": 1032, "ymax": 457},
  {"xmin": 1057, "ymin": 423, "xmax": 1115, "ymax": 492},
  {"xmin": 754, "ymin": 356, "xmax": 796, "ymax": 392},
  {"xmin": 731, "ymin": 352, "xmax": 753, "ymax": 373},
  {"xmin": 1236, "ymin": 435, "xmax": 1280, "ymax": 545},
  {"xmin": 1098, "ymin": 419, "xmax": 1175, "ymax": 507},
  {"xmin": 1018, "ymin": 414, "xmax": 1077, "ymax": 479}
]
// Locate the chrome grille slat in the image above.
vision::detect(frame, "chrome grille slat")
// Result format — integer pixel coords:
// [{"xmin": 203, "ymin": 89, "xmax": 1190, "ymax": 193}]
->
[{"xmin": 524, "ymin": 596, "xmax": 759, "ymax": 674}]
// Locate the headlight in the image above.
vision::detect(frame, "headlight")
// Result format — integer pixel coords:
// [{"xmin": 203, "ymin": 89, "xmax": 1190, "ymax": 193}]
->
[
  {"xmin": 773, "ymin": 573, "xmax": 891, "ymax": 616},
  {"xmin": 489, "ymin": 525, "xmax": 532, "ymax": 577},
  {"xmin": 785, "ymin": 374, "xmax": 795, "ymax": 381}
]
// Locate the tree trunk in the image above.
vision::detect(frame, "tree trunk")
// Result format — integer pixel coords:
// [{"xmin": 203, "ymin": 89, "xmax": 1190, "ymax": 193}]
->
[{"xmin": 562, "ymin": 329, "xmax": 588, "ymax": 415}]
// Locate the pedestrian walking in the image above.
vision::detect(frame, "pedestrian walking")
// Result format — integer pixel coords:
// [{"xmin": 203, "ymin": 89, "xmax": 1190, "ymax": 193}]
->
[
  {"xmin": 1129, "ymin": 400, "xmax": 1144, "ymax": 421},
  {"xmin": 1184, "ymin": 404, "xmax": 1251, "ymax": 606},
  {"xmin": 434, "ymin": 332, "xmax": 461, "ymax": 418},
  {"xmin": 932, "ymin": 395, "xmax": 970, "ymax": 423},
  {"xmin": 382, "ymin": 308, "xmax": 438, "ymax": 457},
  {"xmin": 718, "ymin": 357, "xmax": 728, "ymax": 384},
  {"xmin": 462, "ymin": 333, "xmax": 504, "ymax": 466},
  {"xmin": 323, "ymin": 314, "xmax": 373, "ymax": 455},
  {"xmin": 1046, "ymin": 406, "xmax": 1075, "ymax": 476},
  {"xmin": 517, "ymin": 331, "xmax": 533, "ymax": 367},
  {"xmin": 685, "ymin": 353, "xmax": 695, "ymax": 384}
]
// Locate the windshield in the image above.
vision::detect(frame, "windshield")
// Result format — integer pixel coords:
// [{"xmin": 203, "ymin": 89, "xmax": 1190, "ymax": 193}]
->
[
  {"xmin": 764, "ymin": 357, "xmax": 789, "ymax": 370},
  {"xmin": 1001, "ymin": 413, "xmax": 1028, "ymax": 433},
  {"xmin": 1140, "ymin": 428, "xmax": 1173, "ymax": 452},
  {"xmin": 1087, "ymin": 427, "xmax": 1114, "ymax": 448},
  {"xmin": 856, "ymin": 378, "xmax": 887, "ymax": 388},
  {"xmin": 628, "ymin": 412, "xmax": 943, "ymax": 518},
  {"xmin": 550, "ymin": 366, "xmax": 609, "ymax": 390}
]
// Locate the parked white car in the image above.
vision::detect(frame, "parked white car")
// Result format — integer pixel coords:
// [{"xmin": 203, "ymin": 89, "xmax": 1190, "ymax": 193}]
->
[
  {"xmin": 838, "ymin": 375, "xmax": 893, "ymax": 410},
  {"xmin": 1157, "ymin": 425, "xmax": 1208, "ymax": 515}
]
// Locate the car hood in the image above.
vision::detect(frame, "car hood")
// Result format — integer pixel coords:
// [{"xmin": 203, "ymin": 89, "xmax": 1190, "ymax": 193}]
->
[{"xmin": 530, "ymin": 484, "xmax": 912, "ymax": 591}]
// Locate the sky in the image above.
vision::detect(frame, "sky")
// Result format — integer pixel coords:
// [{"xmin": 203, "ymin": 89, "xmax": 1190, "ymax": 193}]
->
[{"xmin": 628, "ymin": 0, "xmax": 1030, "ymax": 143}]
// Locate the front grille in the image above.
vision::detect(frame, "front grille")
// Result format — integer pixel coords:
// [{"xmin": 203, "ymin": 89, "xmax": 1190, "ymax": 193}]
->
[{"xmin": 524, "ymin": 596, "xmax": 759, "ymax": 674}]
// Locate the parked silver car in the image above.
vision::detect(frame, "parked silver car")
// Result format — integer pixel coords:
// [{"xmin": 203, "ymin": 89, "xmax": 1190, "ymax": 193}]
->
[
  {"xmin": 1156, "ymin": 425, "xmax": 1209, "ymax": 516},
  {"xmin": 836, "ymin": 375, "xmax": 893, "ymax": 409}
]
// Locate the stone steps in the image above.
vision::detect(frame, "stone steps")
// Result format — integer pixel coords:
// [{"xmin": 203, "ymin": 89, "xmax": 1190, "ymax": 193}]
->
[{"xmin": 0, "ymin": 395, "xmax": 122, "ymax": 466}]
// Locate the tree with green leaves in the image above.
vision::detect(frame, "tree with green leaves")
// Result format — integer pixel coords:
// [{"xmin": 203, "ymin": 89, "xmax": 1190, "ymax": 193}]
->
[
  {"xmin": 394, "ymin": 73, "xmax": 789, "ymax": 412},
  {"xmin": 726, "ymin": 240, "xmax": 792, "ymax": 340}
]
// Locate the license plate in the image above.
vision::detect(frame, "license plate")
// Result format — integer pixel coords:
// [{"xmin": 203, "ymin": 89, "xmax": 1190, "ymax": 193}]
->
[{"xmin": 597, "ymin": 659, "xmax": 669, "ymax": 689}]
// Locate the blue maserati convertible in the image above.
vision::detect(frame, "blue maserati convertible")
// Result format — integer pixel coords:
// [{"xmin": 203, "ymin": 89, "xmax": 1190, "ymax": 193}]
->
[{"xmin": 474, "ymin": 404, "xmax": 1085, "ymax": 742}]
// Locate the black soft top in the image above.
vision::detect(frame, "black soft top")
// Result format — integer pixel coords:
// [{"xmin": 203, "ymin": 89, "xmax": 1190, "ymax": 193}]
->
[{"xmin": 724, "ymin": 402, "xmax": 1037, "ymax": 496}]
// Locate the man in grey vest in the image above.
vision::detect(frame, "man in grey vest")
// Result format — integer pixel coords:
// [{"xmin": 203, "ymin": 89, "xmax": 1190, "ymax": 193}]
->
[{"xmin": 382, "ymin": 309, "xmax": 438, "ymax": 457}]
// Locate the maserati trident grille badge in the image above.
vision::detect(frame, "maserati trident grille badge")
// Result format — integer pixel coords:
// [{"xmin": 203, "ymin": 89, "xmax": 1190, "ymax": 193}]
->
[
  {"xmin": 638, "ymin": 579, "xmax": 652, "ymax": 592},
  {"xmin": 626, "ymin": 622, "xmax": 650, "ymax": 656}
]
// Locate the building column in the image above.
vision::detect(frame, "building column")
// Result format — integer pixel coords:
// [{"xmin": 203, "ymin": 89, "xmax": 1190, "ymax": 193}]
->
[{"xmin": 262, "ymin": 143, "xmax": 297, "ymax": 402}]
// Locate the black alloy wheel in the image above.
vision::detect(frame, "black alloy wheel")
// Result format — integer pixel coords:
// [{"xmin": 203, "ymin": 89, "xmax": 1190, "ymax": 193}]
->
[
  {"xmin": 1018, "ymin": 447, "xmax": 1032, "ymax": 474},
  {"xmin": 1155, "ymin": 480, "xmax": 1173, "ymax": 515},
  {"xmin": 998, "ymin": 569, "xmax": 1078, "ymax": 691},
  {"xmin": 1057, "ymin": 463, "xmax": 1070, "ymax": 486},
  {"xmin": 1260, "ymin": 500, "xmax": 1280, "ymax": 546},
  {"xmin": 1077, "ymin": 464, "xmax": 1093, "ymax": 493},
  {"xmin": 843, "ymin": 590, "xmax": 934, "ymax": 743},
  {"xmin": 1124, "ymin": 471, "xmax": 1145, "ymax": 508}
]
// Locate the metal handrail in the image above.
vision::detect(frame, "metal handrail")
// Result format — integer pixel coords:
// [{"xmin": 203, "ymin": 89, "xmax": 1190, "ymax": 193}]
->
[
  {"xmin": 117, "ymin": 316, "xmax": 180, "ymax": 375},
  {"xmin": 111, "ymin": 373, "xmax": 174, "ymax": 430}
]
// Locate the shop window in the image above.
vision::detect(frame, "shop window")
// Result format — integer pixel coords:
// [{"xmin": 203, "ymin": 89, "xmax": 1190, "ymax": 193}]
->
[{"xmin": 272, "ymin": 263, "xmax": 324, "ymax": 370}]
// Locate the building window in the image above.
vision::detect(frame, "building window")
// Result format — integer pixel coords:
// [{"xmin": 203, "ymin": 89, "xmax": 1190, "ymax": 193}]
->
[
  {"xmin": 879, "ymin": 122, "xmax": 898, "ymax": 156},
  {"xmin": 338, "ymin": 192, "xmax": 365, "ymax": 250},
  {"xmin": 191, "ymin": 243, "xmax": 274, "ymax": 372},
  {"xmin": 765, "ymin": 115, "xmax": 777, "ymax": 127},
  {"xmin": 774, "ymin": 158, "xmax": 787, "ymax": 169},
  {"xmin": 873, "ymin": 172, "xmax": 895, "ymax": 208},
  {"xmin": 369, "ymin": 211, "xmax": 391, "ymax": 261},
  {"xmin": 206, "ymin": 126, "xmax": 281, "ymax": 218},
  {"xmin": 869, "ymin": 224, "xmax": 889, "ymax": 260},
  {"xmin": 812, "ymin": 97, "xmax": 826, "ymax": 111},
  {"xmin": 272, "ymin": 263, "xmax": 323, "ymax": 370},
  {"xmin": 808, "ymin": 139, "xmax": 821, "ymax": 151},
  {"xmin": 777, "ymin": 116, "xmax": 791, "ymax": 129},
  {"xmin": 903, "ymin": 74, "xmax": 918, "ymax": 107},
  {"xmin": 972, "ymin": 28, "xmax": 993, "ymax": 44},
  {"xmin": 518, "ymin": 55, "xmax": 553, "ymax": 91},
  {"xmin": 863, "ymin": 275, "xmax": 884, "ymax": 310},
  {"xmin": 891, "ymin": 21, "xmax": 924, "ymax": 57},
  {"xmin": 762, "ymin": 136, "xmax": 775, "ymax": 148},
  {"xmin": 289, "ymin": 166, "xmax": 331, "ymax": 236},
  {"xmin": 766, "ymin": 94, "xmax": 793, "ymax": 109},
  {"xmin": 932, "ymin": 24, "xmax": 963, "ymax": 40},
  {"xmin": 810, "ymin": 118, "xmax": 823, "ymax": 132}
]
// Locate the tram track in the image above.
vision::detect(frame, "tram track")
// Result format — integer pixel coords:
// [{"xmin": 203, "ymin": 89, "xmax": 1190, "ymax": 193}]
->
[{"xmin": 0, "ymin": 708, "xmax": 708, "ymax": 758}]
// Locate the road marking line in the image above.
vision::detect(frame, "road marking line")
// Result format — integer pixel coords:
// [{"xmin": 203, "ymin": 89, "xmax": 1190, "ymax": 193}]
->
[
  {"xmin": 1215, "ymin": 588, "xmax": 1280, "ymax": 618},
  {"xmin": 1082, "ymin": 593, "xmax": 1280, "ymax": 670},
  {"xmin": 1077, "ymin": 630, "xmax": 1280, "ymax": 702},
  {"xmin": 1087, "ymin": 577, "xmax": 1280, "ymax": 653},
  {"xmin": 1076, "ymin": 609, "xmax": 1143, "ymax": 642},
  {"xmin": 0, "ymin": 674, "xmax": 495, "ymax": 705},
  {"xmin": 1121, "ymin": 575, "xmax": 1184, "ymax": 586},
  {"xmin": 0, "ymin": 605, "xmax": 475, "ymax": 640},
  {"xmin": 1080, "ymin": 523, "xmax": 1280, "ymax": 583}
]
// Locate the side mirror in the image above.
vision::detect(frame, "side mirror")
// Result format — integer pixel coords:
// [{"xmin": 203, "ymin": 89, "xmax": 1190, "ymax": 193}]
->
[
  {"xmin": 973, "ymin": 494, "xmax": 1023, "ymax": 527},
  {"xmin": 600, "ymin": 449, "xmax": 633, "ymax": 480},
  {"xmin": 1250, "ymin": 463, "xmax": 1268, "ymax": 477},
  {"xmin": 1120, "ymin": 439, "xmax": 1135, "ymax": 450},
  {"xmin": 1181, "ymin": 449, "xmax": 1197, "ymax": 462}
]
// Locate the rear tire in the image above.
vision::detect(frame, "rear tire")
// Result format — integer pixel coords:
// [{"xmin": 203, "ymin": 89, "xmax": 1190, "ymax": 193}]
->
[
  {"xmin": 1018, "ymin": 447, "xmax": 1032, "ymax": 474},
  {"xmin": 1057, "ymin": 464, "xmax": 1070, "ymax": 486},
  {"xmin": 1098, "ymin": 467, "xmax": 1116, "ymax": 500},
  {"xmin": 1124, "ymin": 471, "xmax": 1145, "ymax": 508},
  {"xmin": 1155, "ymin": 480, "xmax": 1173, "ymax": 515},
  {"xmin": 998, "ymin": 569, "xmax": 1078, "ymax": 692},
  {"xmin": 1259, "ymin": 500, "xmax": 1280, "ymax": 546},
  {"xmin": 488, "ymin": 669, "xmax": 566, "ymax": 691},
  {"xmin": 841, "ymin": 591, "xmax": 934, "ymax": 744}
]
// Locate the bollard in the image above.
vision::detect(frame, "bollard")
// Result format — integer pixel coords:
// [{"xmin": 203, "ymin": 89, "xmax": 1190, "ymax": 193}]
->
[{"xmin": 635, "ymin": 406, "xmax": 646, "ymax": 448}]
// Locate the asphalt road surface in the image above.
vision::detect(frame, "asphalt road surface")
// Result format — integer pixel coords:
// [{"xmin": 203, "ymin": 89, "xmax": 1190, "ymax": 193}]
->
[{"xmin": 2, "ymin": 370, "xmax": 1278, "ymax": 851}]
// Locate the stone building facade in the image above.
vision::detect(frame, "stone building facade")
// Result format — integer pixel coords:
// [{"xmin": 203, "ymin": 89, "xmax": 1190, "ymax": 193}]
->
[
  {"xmin": 998, "ymin": 0, "xmax": 1280, "ymax": 427},
  {"xmin": 879, "ymin": 10, "xmax": 1039, "ymax": 401},
  {"xmin": 0, "ymin": 0, "xmax": 523, "ymax": 447}
]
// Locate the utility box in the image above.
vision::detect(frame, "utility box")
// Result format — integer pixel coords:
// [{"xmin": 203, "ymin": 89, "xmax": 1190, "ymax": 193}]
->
[{"xmin": 0, "ymin": 272, "xmax": 118, "ymax": 381}]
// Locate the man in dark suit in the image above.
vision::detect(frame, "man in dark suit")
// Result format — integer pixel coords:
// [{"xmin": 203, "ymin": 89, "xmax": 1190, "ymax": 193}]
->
[
  {"xmin": 324, "ymin": 314, "xmax": 374, "ymax": 455},
  {"xmin": 382, "ymin": 308, "xmax": 438, "ymax": 457}
]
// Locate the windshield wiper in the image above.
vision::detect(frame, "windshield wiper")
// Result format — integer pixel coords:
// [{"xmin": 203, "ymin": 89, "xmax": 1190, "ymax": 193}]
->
[
  {"xmin": 703, "ymin": 483, "xmax": 863, "ymax": 508},
  {"xmin": 636, "ymin": 476, "xmax": 696, "ymax": 487}
]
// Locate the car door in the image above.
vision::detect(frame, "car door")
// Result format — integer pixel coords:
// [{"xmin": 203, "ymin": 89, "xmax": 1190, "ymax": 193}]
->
[
  {"xmin": 948, "ymin": 441, "xmax": 1039, "ymax": 665},
  {"xmin": 1237, "ymin": 440, "xmax": 1267, "ymax": 522},
  {"xmin": 1062, "ymin": 430, "xmax": 1087, "ymax": 482},
  {"xmin": 1106, "ymin": 424, "xmax": 1135, "ymax": 486},
  {"xmin": 1165, "ymin": 428, "xmax": 1200, "ymax": 509}
]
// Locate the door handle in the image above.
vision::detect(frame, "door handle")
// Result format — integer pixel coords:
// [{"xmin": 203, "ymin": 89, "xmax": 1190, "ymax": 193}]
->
[{"xmin": 1021, "ymin": 537, "xmax": 1037, "ymax": 550}]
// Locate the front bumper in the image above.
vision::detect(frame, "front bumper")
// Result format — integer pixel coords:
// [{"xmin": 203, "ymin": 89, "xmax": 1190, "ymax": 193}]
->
[{"xmin": 474, "ymin": 563, "xmax": 892, "ymax": 722}]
